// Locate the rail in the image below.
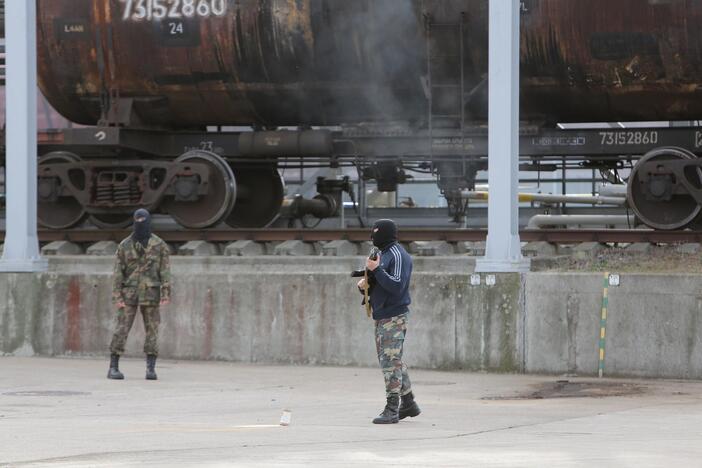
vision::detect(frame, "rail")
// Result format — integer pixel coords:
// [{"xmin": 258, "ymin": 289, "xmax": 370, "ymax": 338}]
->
[{"xmin": 15, "ymin": 229, "xmax": 702, "ymax": 245}]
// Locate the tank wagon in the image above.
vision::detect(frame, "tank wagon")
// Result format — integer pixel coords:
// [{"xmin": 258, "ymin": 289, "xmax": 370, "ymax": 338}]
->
[{"xmin": 31, "ymin": 0, "xmax": 702, "ymax": 230}]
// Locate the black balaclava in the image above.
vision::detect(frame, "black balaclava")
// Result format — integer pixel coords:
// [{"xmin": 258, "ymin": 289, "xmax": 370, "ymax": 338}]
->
[
  {"xmin": 132, "ymin": 208, "xmax": 152, "ymax": 248},
  {"xmin": 371, "ymin": 219, "xmax": 398, "ymax": 250}
]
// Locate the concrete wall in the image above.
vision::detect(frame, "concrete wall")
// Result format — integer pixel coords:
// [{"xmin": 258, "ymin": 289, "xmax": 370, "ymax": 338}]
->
[
  {"xmin": 0, "ymin": 257, "xmax": 522, "ymax": 372},
  {"xmin": 525, "ymin": 273, "xmax": 702, "ymax": 379},
  {"xmin": 3, "ymin": 259, "xmax": 702, "ymax": 379}
]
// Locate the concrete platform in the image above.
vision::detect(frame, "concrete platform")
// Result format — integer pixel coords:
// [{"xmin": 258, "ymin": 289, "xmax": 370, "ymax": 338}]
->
[{"xmin": 1, "ymin": 357, "xmax": 701, "ymax": 467}]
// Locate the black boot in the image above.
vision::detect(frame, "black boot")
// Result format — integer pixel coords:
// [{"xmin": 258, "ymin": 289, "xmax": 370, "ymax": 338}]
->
[
  {"xmin": 372, "ymin": 395, "xmax": 400, "ymax": 424},
  {"xmin": 399, "ymin": 391, "xmax": 421, "ymax": 420},
  {"xmin": 107, "ymin": 353, "xmax": 124, "ymax": 380},
  {"xmin": 145, "ymin": 354, "xmax": 158, "ymax": 380}
]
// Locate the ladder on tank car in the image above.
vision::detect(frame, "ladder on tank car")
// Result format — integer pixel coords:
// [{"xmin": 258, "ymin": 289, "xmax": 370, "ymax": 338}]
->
[
  {"xmin": 425, "ymin": 14, "xmax": 467, "ymax": 164},
  {"xmin": 425, "ymin": 14, "xmax": 470, "ymax": 221}
]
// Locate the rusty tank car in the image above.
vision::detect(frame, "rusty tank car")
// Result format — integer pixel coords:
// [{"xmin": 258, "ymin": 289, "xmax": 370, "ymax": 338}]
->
[{"xmin": 31, "ymin": 0, "xmax": 702, "ymax": 230}]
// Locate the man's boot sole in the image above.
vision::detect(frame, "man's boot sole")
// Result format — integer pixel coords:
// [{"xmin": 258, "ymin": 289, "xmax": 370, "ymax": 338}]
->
[
  {"xmin": 107, "ymin": 371, "xmax": 124, "ymax": 380},
  {"xmin": 372, "ymin": 418, "xmax": 399, "ymax": 424},
  {"xmin": 399, "ymin": 404, "xmax": 421, "ymax": 420}
]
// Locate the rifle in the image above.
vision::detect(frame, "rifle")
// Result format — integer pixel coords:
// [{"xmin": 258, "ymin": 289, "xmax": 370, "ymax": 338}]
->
[{"xmin": 351, "ymin": 247, "xmax": 380, "ymax": 318}]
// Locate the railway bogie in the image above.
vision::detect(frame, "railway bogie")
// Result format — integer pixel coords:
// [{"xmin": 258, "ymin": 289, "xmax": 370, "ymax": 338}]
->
[
  {"xmin": 37, "ymin": 152, "xmax": 87, "ymax": 229},
  {"xmin": 36, "ymin": 144, "xmax": 286, "ymax": 230}
]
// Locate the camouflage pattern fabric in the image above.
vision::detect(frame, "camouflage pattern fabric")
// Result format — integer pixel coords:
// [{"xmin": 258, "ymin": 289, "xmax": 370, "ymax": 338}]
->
[
  {"xmin": 375, "ymin": 313, "xmax": 412, "ymax": 397},
  {"xmin": 112, "ymin": 235, "xmax": 171, "ymax": 306},
  {"xmin": 109, "ymin": 305, "xmax": 161, "ymax": 356}
]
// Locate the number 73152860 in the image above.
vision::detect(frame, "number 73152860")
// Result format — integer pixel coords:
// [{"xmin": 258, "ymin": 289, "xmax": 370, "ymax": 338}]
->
[{"xmin": 120, "ymin": 0, "xmax": 227, "ymax": 22}]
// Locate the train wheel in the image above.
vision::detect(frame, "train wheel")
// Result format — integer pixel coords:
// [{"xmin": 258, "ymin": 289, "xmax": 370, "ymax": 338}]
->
[
  {"xmin": 38, "ymin": 152, "xmax": 87, "ymax": 229},
  {"xmin": 89, "ymin": 213, "xmax": 134, "ymax": 229},
  {"xmin": 225, "ymin": 167, "xmax": 284, "ymax": 228},
  {"xmin": 628, "ymin": 147, "xmax": 702, "ymax": 230},
  {"xmin": 162, "ymin": 151, "xmax": 236, "ymax": 229}
]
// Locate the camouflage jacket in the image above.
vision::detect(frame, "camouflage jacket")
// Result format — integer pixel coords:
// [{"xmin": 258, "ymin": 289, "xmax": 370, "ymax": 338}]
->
[{"xmin": 112, "ymin": 234, "xmax": 171, "ymax": 306}]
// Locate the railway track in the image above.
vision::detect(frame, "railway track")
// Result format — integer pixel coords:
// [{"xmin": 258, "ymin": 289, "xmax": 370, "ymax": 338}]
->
[{"xmin": 16, "ymin": 229, "xmax": 702, "ymax": 245}]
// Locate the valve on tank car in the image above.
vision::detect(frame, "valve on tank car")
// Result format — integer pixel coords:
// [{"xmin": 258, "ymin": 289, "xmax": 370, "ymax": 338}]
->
[
  {"xmin": 362, "ymin": 164, "xmax": 411, "ymax": 193},
  {"xmin": 436, "ymin": 161, "xmax": 484, "ymax": 223},
  {"xmin": 281, "ymin": 177, "xmax": 354, "ymax": 225}
]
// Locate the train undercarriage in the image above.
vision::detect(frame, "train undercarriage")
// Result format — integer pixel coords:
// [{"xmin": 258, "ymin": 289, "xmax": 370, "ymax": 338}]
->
[{"xmin": 31, "ymin": 123, "xmax": 702, "ymax": 231}]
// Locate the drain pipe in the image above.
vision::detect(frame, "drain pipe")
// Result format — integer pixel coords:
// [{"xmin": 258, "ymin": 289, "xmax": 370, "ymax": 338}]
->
[
  {"xmin": 527, "ymin": 215, "xmax": 634, "ymax": 229},
  {"xmin": 598, "ymin": 184, "xmax": 628, "ymax": 198}
]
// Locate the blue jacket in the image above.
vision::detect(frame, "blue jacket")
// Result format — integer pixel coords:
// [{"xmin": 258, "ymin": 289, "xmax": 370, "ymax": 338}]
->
[{"xmin": 369, "ymin": 242, "xmax": 413, "ymax": 320}]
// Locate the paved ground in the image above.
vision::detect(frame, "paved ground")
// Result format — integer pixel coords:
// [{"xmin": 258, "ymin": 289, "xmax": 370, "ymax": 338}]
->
[{"xmin": 1, "ymin": 357, "xmax": 702, "ymax": 467}]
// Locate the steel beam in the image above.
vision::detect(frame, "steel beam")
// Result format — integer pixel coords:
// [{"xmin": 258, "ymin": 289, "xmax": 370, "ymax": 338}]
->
[
  {"xmin": 0, "ymin": 1, "xmax": 46, "ymax": 272},
  {"xmin": 476, "ymin": 0, "xmax": 530, "ymax": 273}
]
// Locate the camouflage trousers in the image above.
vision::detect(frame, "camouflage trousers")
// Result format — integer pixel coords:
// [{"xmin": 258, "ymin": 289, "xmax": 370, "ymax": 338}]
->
[
  {"xmin": 109, "ymin": 304, "xmax": 161, "ymax": 356},
  {"xmin": 375, "ymin": 313, "xmax": 412, "ymax": 397}
]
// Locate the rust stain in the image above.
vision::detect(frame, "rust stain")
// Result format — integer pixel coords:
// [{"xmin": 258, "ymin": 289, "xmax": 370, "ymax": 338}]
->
[
  {"xmin": 103, "ymin": 0, "xmax": 112, "ymax": 23},
  {"xmin": 228, "ymin": 289, "xmax": 237, "ymax": 342},
  {"xmin": 275, "ymin": 0, "xmax": 314, "ymax": 51},
  {"xmin": 64, "ymin": 277, "xmax": 82, "ymax": 352},
  {"xmin": 295, "ymin": 283, "xmax": 304, "ymax": 360},
  {"xmin": 202, "ymin": 288, "xmax": 214, "ymax": 360}
]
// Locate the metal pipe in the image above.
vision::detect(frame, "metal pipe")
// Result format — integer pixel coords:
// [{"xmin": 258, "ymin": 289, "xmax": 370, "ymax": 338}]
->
[
  {"xmin": 527, "ymin": 215, "xmax": 633, "ymax": 229},
  {"xmin": 462, "ymin": 191, "xmax": 627, "ymax": 206},
  {"xmin": 598, "ymin": 184, "xmax": 628, "ymax": 198},
  {"xmin": 281, "ymin": 195, "xmax": 337, "ymax": 219}
]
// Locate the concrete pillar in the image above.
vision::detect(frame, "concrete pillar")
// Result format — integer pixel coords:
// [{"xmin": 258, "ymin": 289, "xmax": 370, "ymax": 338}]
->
[
  {"xmin": 0, "ymin": 1, "xmax": 46, "ymax": 272},
  {"xmin": 321, "ymin": 240, "xmax": 359, "ymax": 257},
  {"xmin": 86, "ymin": 241, "xmax": 120, "ymax": 256},
  {"xmin": 41, "ymin": 241, "xmax": 83, "ymax": 256},
  {"xmin": 274, "ymin": 240, "xmax": 317, "ymax": 256},
  {"xmin": 476, "ymin": 0, "xmax": 530, "ymax": 273},
  {"xmin": 178, "ymin": 241, "xmax": 221, "ymax": 256},
  {"xmin": 224, "ymin": 240, "xmax": 266, "ymax": 257},
  {"xmin": 410, "ymin": 241, "xmax": 455, "ymax": 257}
]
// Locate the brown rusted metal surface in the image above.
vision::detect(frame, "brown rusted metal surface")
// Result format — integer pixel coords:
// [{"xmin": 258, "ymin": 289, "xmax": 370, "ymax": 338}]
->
[
  {"xmin": 519, "ymin": 0, "xmax": 702, "ymax": 123},
  {"xmin": 37, "ymin": 131, "xmax": 65, "ymax": 145},
  {"xmin": 37, "ymin": 0, "xmax": 427, "ymax": 128},
  {"xmin": 22, "ymin": 228, "xmax": 702, "ymax": 244},
  {"xmin": 36, "ymin": 0, "xmax": 702, "ymax": 129},
  {"xmin": 0, "ymin": 91, "xmax": 74, "ymax": 131}
]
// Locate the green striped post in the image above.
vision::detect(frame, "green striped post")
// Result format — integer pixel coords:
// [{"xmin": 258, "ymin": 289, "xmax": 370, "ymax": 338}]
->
[{"xmin": 598, "ymin": 272, "xmax": 609, "ymax": 378}]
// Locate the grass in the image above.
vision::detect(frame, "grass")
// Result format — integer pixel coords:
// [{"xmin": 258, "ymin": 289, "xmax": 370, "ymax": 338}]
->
[{"xmin": 544, "ymin": 244, "xmax": 702, "ymax": 273}]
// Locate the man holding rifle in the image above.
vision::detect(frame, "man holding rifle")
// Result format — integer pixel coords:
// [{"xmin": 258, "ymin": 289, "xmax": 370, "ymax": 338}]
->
[{"xmin": 356, "ymin": 219, "xmax": 420, "ymax": 424}]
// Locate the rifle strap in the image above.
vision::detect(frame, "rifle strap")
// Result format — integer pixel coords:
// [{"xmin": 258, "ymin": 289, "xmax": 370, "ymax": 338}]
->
[{"xmin": 364, "ymin": 270, "xmax": 372, "ymax": 318}]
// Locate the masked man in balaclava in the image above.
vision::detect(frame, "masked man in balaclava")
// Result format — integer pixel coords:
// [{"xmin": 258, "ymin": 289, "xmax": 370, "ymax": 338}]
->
[
  {"xmin": 108, "ymin": 208, "xmax": 171, "ymax": 380},
  {"xmin": 361, "ymin": 219, "xmax": 420, "ymax": 424}
]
